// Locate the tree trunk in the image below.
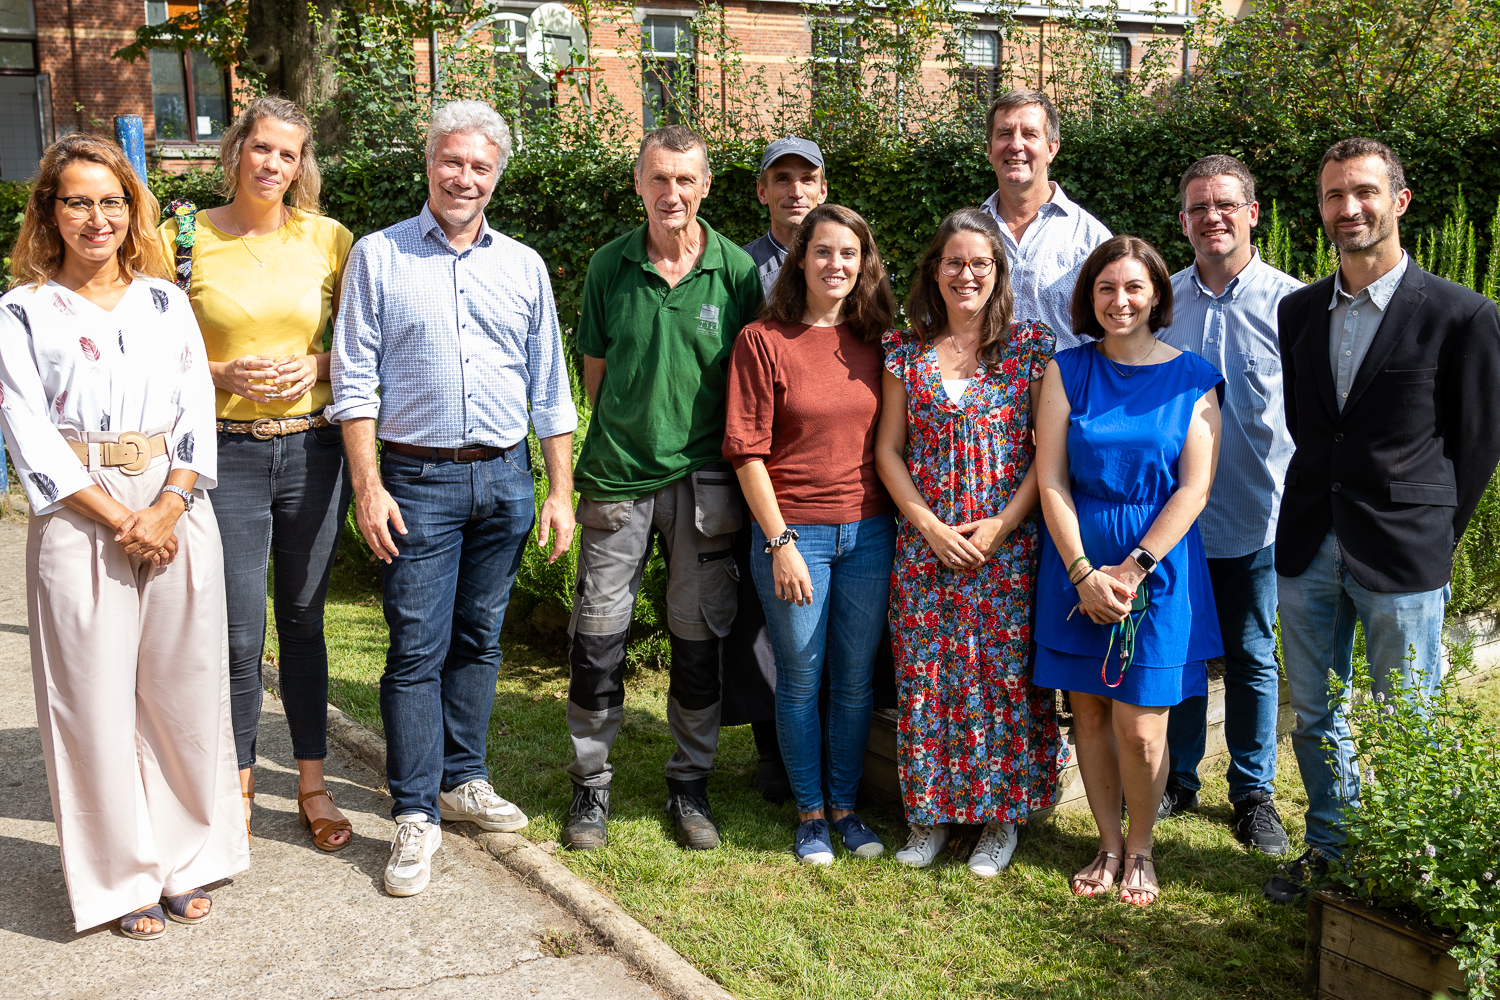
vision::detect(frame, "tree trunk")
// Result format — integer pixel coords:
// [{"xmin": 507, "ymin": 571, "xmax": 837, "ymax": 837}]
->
[{"xmin": 243, "ymin": 0, "xmax": 345, "ymax": 151}]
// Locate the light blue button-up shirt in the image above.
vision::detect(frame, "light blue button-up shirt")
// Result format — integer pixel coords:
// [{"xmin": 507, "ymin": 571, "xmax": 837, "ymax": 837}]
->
[
  {"xmin": 981, "ymin": 182, "xmax": 1112, "ymax": 352},
  {"xmin": 1329, "ymin": 252, "xmax": 1409, "ymax": 411},
  {"xmin": 1159, "ymin": 250, "xmax": 1303, "ymax": 559},
  {"xmin": 329, "ymin": 204, "xmax": 578, "ymax": 447}
]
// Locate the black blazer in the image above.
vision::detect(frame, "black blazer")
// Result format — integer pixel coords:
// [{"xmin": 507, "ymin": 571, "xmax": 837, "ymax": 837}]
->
[{"xmin": 1275, "ymin": 264, "xmax": 1500, "ymax": 592}]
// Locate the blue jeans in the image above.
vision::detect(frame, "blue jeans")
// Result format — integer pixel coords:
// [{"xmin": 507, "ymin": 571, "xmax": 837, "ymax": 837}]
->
[
  {"xmin": 1278, "ymin": 530, "xmax": 1447, "ymax": 857},
  {"xmin": 1166, "ymin": 543, "xmax": 1280, "ymax": 801},
  {"xmin": 379, "ymin": 445, "xmax": 535, "ymax": 823},
  {"xmin": 751, "ymin": 515, "xmax": 895, "ymax": 814},
  {"xmin": 215, "ymin": 420, "xmax": 352, "ymax": 769}
]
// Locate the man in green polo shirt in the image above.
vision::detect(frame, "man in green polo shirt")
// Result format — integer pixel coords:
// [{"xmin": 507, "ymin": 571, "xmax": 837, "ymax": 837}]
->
[{"xmin": 563, "ymin": 125, "xmax": 762, "ymax": 853}]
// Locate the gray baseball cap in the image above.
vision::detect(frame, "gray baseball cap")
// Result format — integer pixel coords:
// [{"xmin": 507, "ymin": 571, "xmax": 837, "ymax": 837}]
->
[{"xmin": 759, "ymin": 136, "xmax": 825, "ymax": 173}]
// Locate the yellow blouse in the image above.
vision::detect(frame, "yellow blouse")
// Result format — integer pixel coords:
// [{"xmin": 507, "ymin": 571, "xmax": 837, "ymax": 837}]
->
[{"xmin": 159, "ymin": 211, "xmax": 354, "ymax": 420}]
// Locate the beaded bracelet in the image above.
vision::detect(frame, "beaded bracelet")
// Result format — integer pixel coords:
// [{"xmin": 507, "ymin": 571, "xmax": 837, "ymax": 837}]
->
[{"xmin": 1067, "ymin": 554, "xmax": 1091, "ymax": 578}]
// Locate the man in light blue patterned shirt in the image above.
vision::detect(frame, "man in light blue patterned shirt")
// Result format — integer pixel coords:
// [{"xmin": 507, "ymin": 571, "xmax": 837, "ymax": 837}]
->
[
  {"xmin": 330, "ymin": 101, "xmax": 578, "ymax": 899},
  {"xmin": 1157, "ymin": 155, "xmax": 1302, "ymax": 855},
  {"xmin": 979, "ymin": 90, "xmax": 1111, "ymax": 352}
]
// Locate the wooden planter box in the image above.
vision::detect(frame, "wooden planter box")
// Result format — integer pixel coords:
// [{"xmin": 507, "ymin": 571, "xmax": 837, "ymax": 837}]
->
[
  {"xmin": 1306, "ymin": 891, "xmax": 1466, "ymax": 1000},
  {"xmin": 861, "ymin": 659, "xmax": 1295, "ymax": 814}
]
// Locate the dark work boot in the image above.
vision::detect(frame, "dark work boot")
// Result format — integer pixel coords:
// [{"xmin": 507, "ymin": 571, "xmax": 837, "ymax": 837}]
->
[
  {"xmin": 666, "ymin": 777, "xmax": 721, "ymax": 851},
  {"xmin": 749, "ymin": 720, "xmax": 792, "ymax": 804},
  {"xmin": 1263, "ymin": 847, "xmax": 1329, "ymax": 905},
  {"xmin": 561, "ymin": 783, "xmax": 610, "ymax": 851},
  {"xmin": 1233, "ymin": 790, "xmax": 1290, "ymax": 856}
]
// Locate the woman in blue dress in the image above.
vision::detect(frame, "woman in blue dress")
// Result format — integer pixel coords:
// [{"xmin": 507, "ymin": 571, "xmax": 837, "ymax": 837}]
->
[{"xmin": 1034, "ymin": 235, "xmax": 1224, "ymax": 907}]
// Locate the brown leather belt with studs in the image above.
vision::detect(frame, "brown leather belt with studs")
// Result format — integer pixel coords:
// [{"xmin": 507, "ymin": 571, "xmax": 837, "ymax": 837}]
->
[{"xmin": 217, "ymin": 411, "xmax": 331, "ymax": 440}]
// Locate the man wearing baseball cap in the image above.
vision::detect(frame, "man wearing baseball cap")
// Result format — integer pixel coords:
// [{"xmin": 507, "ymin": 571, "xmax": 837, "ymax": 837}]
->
[
  {"xmin": 720, "ymin": 137, "xmax": 830, "ymax": 804},
  {"xmin": 742, "ymin": 137, "xmax": 828, "ymax": 296}
]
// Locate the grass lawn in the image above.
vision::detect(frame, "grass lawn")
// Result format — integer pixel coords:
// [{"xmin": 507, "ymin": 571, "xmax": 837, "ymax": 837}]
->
[{"xmin": 266, "ymin": 540, "xmax": 1500, "ymax": 1000}]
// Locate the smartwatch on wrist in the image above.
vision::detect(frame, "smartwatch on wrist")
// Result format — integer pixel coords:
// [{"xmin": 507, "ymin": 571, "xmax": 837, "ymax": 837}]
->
[{"xmin": 1128, "ymin": 546, "xmax": 1157, "ymax": 574}]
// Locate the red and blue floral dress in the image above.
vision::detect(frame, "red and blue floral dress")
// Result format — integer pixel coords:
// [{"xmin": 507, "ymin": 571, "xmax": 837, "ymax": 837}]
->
[{"xmin": 883, "ymin": 323, "xmax": 1063, "ymax": 827}]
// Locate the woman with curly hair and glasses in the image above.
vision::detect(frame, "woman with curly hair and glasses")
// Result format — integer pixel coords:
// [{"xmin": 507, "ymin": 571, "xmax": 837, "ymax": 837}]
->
[
  {"xmin": 875, "ymin": 208, "xmax": 1063, "ymax": 876},
  {"xmin": 0, "ymin": 134, "xmax": 244, "ymax": 939},
  {"xmin": 159, "ymin": 96, "xmax": 355, "ymax": 852},
  {"xmin": 723, "ymin": 203, "xmax": 897, "ymax": 865}
]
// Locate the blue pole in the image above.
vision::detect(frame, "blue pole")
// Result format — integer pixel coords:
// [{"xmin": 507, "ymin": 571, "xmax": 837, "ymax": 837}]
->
[{"xmin": 114, "ymin": 115, "xmax": 147, "ymax": 181}]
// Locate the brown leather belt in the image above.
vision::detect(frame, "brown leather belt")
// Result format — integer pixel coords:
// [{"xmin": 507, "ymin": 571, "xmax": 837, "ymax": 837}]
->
[
  {"xmin": 217, "ymin": 411, "xmax": 331, "ymax": 440},
  {"xmin": 67, "ymin": 432, "xmax": 169, "ymax": 476},
  {"xmin": 381, "ymin": 440, "xmax": 518, "ymax": 464}
]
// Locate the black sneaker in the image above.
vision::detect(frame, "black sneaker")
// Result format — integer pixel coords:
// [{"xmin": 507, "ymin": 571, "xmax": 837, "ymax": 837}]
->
[
  {"xmin": 666, "ymin": 785, "xmax": 721, "ymax": 851},
  {"xmin": 1157, "ymin": 781, "xmax": 1199, "ymax": 820},
  {"xmin": 751, "ymin": 757, "xmax": 793, "ymax": 805},
  {"xmin": 560, "ymin": 783, "xmax": 609, "ymax": 851},
  {"xmin": 1263, "ymin": 847, "xmax": 1328, "ymax": 905},
  {"xmin": 1232, "ymin": 790, "xmax": 1290, "ymax": 856}
]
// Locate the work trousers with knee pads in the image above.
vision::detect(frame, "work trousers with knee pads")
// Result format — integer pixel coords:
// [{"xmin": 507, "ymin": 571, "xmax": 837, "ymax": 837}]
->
[{"xmin": 567, "ymin": 466, "xmax": 741, "ymax": 790}]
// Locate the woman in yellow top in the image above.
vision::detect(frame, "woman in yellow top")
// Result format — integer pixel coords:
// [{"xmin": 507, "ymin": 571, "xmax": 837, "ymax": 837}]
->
[{"xmin": 160, "ymin": 96, "xmax": 355, "ymax": 851}]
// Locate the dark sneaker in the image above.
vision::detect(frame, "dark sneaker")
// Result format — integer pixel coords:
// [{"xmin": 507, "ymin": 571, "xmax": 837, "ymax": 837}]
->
[
  {"xmin": 560, "ymin": 784, "xmax": 609, "ymax": 851},
  {"xmin": 1157, "ymin": 781, "xmax": 1199, "ymax": 820},
  {"xmin": 830, "ymin": 813, "xmax": 885, "ymax": 858},
  {"xmin": 1233, "ymin": 790, "xmax": 1290, "ymax": 856},
  {"xmin": 1263, "ymin": 847, "xmax": 1329, "ymax": 905},
  {"xmin": 667, "ymin": 791, "xmax": 721, "ymax": 851},
  {"xmin": 751, "ymin": 757, "xmax": 793, "ymax": 804},
  {"xmin": 793, "ymin": 819, "xmax": 835, "ymax": 866}
]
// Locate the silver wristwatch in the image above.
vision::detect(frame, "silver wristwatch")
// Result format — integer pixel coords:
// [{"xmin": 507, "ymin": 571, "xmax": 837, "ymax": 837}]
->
[{"xmin": 162, "ymin": 485, "xmax": 194, "ymax": 512}]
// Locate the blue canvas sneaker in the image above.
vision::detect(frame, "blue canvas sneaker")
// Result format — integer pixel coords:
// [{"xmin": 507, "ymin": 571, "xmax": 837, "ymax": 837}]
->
[
  {"xmin": 831, "ymin": 813, "xmax": 886, "ymax": 858},
  {"xmin": 793, "ymin": 819, "xmax": 835, "ymax": 866}
]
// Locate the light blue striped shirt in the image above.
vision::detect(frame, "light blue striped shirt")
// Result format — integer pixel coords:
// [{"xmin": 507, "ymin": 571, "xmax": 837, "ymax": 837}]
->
[
  {"xmin": 1159, "ymin": 251, "xmax": 1303, "ymax": 559},
  {"xmin": 329, "ymin": 204, "xmax": 578, "ymax": 447},
  {"xmin": 981, "ymin": 182, "xmax": 1112, "ymax": 353}
]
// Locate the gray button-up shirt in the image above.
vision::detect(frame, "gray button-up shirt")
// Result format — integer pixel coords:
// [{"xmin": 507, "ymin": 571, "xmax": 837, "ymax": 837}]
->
[
  {"xmin": 981, "ymin": 182, "xmax": 1111, "ymax": 352},
  {"xmin": 1329, "ymin": 252, "xmax": 1409, "ymax": 411},
  {"xmin": 1159, "ymin": 250, "xmax": 1303, "ymax": 559},
  {"xmin": 330, "ymin": 204, "xmax": 578, "ymax": 448}
]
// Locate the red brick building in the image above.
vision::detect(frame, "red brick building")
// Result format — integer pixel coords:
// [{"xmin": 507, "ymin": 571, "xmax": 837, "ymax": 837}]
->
[{"xmin": 8, "ymin": 0, "xmax": 1215, "ymax": 182}]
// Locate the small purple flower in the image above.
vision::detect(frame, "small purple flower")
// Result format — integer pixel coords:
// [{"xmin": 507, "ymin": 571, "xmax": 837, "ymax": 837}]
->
[
  {"xmin": 1375, "ymin": 692, "xmax": 1385, "ymax": 704},
  {"xmin": 1425, "ymin": 844, "xmax": 1438, "ymax": 858},
  {"xmin": 1420, "ymin": 871, "xmax": 1432, "ymax": 884},
  {"xmin": 1383, "ymin": 704, "xmax": 1395, "ymax": 715},
  {"xmin": 1363, "ymin": 766, "xmax": 1376, "ymax": 783},
  {"xmin": 1484, "ymin": 871, "xmax": 1494, "ymax": 882}
]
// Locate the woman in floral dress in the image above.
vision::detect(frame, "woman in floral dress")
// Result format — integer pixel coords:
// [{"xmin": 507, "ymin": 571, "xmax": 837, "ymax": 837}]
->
[{"xmin": 875, "ymin": 208, "xmax": 1062, "ymax": 875}]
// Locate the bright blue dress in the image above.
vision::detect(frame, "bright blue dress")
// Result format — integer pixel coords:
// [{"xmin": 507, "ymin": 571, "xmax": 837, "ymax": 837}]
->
[{"xmin": 1033, "ymin": 344, "xmax": 1225, "ymax": 707}]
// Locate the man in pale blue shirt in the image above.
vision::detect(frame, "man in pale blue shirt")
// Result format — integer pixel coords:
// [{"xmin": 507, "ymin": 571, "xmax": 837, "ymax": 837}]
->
[
  {"xmin": 1157, "ymin": 155, "xmax": 1302, "ymax": 854},
  {"xmin": 331, "ymin": 101, "xmax": 578, "ymax": 898},
  {"xmin": 979, "ymin": 90, "xmax": 1111, "ymax": 351}
]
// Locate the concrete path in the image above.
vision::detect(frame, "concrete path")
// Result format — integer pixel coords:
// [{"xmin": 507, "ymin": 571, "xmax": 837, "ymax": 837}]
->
[{"xmin": 0, "ymin": 516, "xmax": 664, "ymax": 1000}]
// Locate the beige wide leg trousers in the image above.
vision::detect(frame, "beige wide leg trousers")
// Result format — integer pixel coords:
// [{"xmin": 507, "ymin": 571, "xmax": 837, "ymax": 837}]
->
[{"xmin": 28, "ymin": 457, "xmax": 248, "ymax": 932}]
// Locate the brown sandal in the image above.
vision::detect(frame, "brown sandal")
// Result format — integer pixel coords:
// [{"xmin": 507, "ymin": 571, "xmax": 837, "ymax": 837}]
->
[
  {"xmin": 1071, "ymin": 850, "xmax": 1122, "ymax": 897},
  {"xmin": 298, "ymin": 788, "xmax": 353, "ymax": 852},
  {"xmin": 242, "ymin": 791, "xmax": 254, "ymax": 847},
  {"xmin": 1118, "ymin": 853, "xmax": 1159, "ymax": 907}
]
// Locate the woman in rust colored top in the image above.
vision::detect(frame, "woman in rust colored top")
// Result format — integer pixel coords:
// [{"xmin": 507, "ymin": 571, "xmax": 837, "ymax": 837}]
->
[{"xmin": 724, "ymin": 203, "xmax": 896, "ymax": 866}]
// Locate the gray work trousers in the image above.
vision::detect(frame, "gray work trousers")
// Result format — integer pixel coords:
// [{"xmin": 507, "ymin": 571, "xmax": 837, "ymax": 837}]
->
[{"xmin": 567, "ymin": 466, "xmax": 741, "ymax": 791}]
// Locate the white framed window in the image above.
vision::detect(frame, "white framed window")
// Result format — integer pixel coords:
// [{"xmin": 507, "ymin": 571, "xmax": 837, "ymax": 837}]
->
[
  {"xmin": 145, "ymin": 2, "xmax": 229, "ymax": 144},
  {"xmin": 641, "ymin": 15, "xmax": 694, "ymax": 129},
  {"xmin": 961, "ymin": 29, "xmax": 1000, "ymax": 107},
  {"xmin": 1099, "ymin": 36, "xmax": 1131, "ymax": 80},
  {"xmin": 810, "ymin": 19, "xmax": 858, "ymax": 103}
]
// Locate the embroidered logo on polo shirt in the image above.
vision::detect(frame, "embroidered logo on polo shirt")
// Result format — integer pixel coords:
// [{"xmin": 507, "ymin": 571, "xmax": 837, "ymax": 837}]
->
[{"xmin": 697, "ymin": 303, "xmax": 721, "ymax": 337}]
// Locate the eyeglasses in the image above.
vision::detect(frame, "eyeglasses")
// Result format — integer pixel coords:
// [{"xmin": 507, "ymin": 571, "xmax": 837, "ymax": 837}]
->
[
  {"xmin": 939, "ymin": 256, "xmax": 996, "ymax": 277},
  {"xmin": 1184, "ymin": 201, "xmax": 1250, "ymax": 221},
  {"xmin": 53, "ymin": 196, "xmax": 132, "ymax": 220}
]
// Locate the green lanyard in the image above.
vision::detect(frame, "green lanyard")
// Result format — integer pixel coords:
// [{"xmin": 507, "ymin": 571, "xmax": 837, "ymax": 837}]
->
[{"xmin": 1101, "ymin": 580, "xmax": 1151, "ymax": 689}]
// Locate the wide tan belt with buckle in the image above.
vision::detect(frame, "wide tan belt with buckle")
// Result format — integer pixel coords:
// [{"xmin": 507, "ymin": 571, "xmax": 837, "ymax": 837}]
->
[
  {"xmin": 67, "ymin": 432, "xmax": 169, "ymax": 476},
  {"xmin": 217, "ymin": 412, "xmax": 331, "ymax": 440}
]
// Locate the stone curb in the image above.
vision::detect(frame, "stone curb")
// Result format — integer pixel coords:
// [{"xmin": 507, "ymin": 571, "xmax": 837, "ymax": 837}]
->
[{"xmin": 262, "ymin": 663, "xmax": 736, "ymax": 1000}]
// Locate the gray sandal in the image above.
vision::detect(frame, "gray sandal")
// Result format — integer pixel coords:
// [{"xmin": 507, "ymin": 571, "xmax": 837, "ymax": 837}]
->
[
  {"xmin": 119, "ymin": 903, "xmax": 166, "ymax": 940},
  {"xmin": 162, "ymin": 888, "xmax": 213, "ymax": 924}
]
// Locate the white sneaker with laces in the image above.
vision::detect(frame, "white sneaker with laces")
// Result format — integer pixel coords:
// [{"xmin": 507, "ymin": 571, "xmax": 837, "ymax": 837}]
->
[
  {"xmin": 384, "ymin": 813, "xmax": 442, "ymax": 897},
  {"xmin": 967, "ymin": 820, "xmax": 1018, "ymax": 877},
  {"xmin": 438, "ymin": 778, "xmax": 529, "ymax": 832},
  {"xmin": 894, "ymin": 823, "xmax": 949, "ymax": 868}
]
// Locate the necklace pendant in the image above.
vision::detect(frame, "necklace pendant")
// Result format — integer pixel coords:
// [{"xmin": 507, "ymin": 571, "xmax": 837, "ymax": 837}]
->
[{"xmin": 259, "ymin": 261, "xmax": 266, "ymax": 267}]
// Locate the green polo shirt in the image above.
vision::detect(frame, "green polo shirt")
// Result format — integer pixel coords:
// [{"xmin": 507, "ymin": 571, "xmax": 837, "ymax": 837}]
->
[{"xmin": 575, "ymin": 219, "xmax": 763, "ymax": 501}]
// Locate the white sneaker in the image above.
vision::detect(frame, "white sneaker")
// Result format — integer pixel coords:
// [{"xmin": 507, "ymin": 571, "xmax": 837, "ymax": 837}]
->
[
  {"xmin": 438, "ymin": 778, "xmax": 529, "ymax": 832},
  {"xmin": 967, "ymin": 820, "xmax": 1018, "ymax": 878},
  {"xmin": 894, "ymin": 823, "xmax": 949, "ymax": 868},
  {"xmin": 384, "ymin": 813, "xmax": 442, "ymax": 897}
]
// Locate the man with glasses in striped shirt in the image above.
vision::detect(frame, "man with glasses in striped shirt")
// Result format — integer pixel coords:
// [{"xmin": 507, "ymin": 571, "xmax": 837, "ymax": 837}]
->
[{"xmin": 1157, "ymin": 155, "xmax": 1302, "ymax": 855}]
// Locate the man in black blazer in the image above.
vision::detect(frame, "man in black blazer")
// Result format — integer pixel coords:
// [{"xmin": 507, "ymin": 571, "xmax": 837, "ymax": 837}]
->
[{"xmin": 1265, "ymin": 138, "xmax": 1500, "ymax": 904}]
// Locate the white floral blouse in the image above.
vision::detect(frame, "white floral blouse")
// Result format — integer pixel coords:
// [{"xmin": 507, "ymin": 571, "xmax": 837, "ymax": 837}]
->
[{"xmin": 0, "ymin": 277, "xmax": 217, "ymax": 515}]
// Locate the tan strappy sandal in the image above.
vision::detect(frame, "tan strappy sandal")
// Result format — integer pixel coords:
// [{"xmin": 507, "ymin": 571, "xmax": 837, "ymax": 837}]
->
[
  {"xmin": 298, "ymin": 788, "xmax": 354, "ymax": 852},
  {"xmin": 242, "ymin": 791, "xmax": 254, "ymax": 846},
  {"xmin": 1118, "ymin": 853, "xmax": 1159, "ymax": 907},
  {"xmin": 1071, "ymin": 850, "xmax": 1122, "ymax": 897}
]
